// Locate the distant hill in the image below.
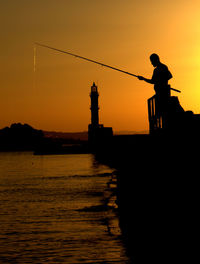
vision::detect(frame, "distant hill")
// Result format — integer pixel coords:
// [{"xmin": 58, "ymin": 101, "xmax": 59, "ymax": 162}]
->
[
  {"xmin": 0, "ymin": 123, "xmax": 44, "ymax": 151},
  {"xmin": 43, "ymin": 131, "xmax": 88, "ymax": 141}
]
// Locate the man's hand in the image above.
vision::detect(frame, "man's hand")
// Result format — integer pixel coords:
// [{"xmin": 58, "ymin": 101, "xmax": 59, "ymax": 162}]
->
[{"xmin": 137, "ymin": 76, "xmax": 145, "ymax": 80}]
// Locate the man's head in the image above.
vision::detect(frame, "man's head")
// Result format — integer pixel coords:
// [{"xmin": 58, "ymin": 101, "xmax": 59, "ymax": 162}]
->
[{"xmin": 150, "ymin": 53, "xmax": 160, "ymax": 67}]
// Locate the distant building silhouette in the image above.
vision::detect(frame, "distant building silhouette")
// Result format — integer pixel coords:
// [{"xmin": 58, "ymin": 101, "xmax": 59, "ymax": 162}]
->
[{"xmin": 88, "ymin": 82, "xmax": 113, "ymax": 148}]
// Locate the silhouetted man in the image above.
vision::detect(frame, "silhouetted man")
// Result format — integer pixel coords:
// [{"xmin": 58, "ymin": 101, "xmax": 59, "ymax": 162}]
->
[{"xmin": 138, "ymin": 53, "xmax": 172, "ymax": 116}]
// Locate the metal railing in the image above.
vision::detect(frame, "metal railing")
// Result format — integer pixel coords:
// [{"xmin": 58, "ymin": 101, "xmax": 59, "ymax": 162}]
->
[{"xmin": 147, "ymin": 95, "xmax": 163, "ymax": 134}]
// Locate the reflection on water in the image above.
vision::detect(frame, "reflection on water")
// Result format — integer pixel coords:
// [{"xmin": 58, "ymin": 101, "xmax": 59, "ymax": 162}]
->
[{"xmin": 0, "ymin": 152, "xmax": 130, "ymax": 263}]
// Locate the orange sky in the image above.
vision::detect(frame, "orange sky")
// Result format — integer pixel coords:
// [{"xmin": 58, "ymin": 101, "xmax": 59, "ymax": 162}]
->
[{"xmin": 1, "ymin": 0, "xmax": 200, "ymax": 132}]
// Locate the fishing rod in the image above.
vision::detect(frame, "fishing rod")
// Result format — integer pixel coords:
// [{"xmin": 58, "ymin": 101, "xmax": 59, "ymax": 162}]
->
[
  {"xmin": 35, "ymin": 42, "xmax": 181, "ymax": 93},
  {"xmin": 35, "ymin": 42, "xmax": 138, "ymax": 78}
]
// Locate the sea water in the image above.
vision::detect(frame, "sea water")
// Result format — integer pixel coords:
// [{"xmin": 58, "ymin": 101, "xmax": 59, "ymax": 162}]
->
[{"xmin": 0, "ymin": 152, "xmax": 130, "ymax": 263}]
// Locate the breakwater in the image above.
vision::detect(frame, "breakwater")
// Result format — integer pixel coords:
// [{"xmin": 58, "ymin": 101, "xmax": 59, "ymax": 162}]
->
[{"xmin": 95, "ymin": 134, "xmax": 200, "ymax": 263}]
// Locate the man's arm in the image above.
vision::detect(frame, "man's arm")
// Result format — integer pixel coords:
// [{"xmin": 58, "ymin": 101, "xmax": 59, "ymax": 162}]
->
[{"xmin": 137, "ymin": 76, "xmax": 154, "ymax": 84}]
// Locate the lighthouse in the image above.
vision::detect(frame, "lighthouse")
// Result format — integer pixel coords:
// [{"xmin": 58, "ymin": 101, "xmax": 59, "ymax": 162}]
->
[
  {"xmin": 90, "ymin": 82, "xmax": 99, "ymax": 128},
  {"xmin": 88, "ymin": 82, "xmax": 113, "ymax": 148}
]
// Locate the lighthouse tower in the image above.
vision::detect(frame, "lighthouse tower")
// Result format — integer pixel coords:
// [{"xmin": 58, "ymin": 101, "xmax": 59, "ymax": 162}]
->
[
  {"xmin": 90, "ymin": 82, "xmax": 99, "ymax": 128},
  {"xmin": 88, "ymin": 82, "xmax": 113, "ymax": 148}
]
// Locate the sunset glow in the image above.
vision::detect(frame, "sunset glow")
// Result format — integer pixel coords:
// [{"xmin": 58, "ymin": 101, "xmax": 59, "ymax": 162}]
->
[{"xmin": 1, "ymin": 0, "xmax": 200, "ymax": 132}]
